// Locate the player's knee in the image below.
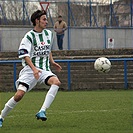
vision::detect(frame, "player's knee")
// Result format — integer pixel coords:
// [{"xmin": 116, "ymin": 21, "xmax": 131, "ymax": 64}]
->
[
  {"xmin": 14, "ymin": 91, "xmax": 25, "ymax": 102},
  {"xmin": 57, "ymin": 81, "xmax": 61, "ymax": 86},
  {"xmin": 48, "ymin": 77, "xmax": 61, "ymax": 86},
  {"xmin": 52, "ymin": 79, "xmax": 61, "ymax": 86}
]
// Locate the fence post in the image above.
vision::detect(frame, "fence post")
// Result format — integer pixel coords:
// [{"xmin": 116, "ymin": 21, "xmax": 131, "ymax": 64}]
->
[
  {"xmin": 104, "ymin": 25, "xmax": 107, "ymax": 49},
  {"xmin": 124, "ymin": 60, "xmax": 128, "ymax": 89},
  {"xmin": 13, "ymin": 63, "xmax": 17, "ymax": 91},
  {"xmin": 67, "ymin": 0, "xmax": 71, "ymax": 50},
  {"xmin": 67, "ymin": 61, "xmax": 71, "ymax": 90},
  {"xmin": 130, "ymin": 0, "xmax": 132, "ymax": 27}
]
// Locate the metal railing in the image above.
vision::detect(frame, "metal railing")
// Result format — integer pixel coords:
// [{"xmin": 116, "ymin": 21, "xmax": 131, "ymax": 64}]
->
[{"xmin": 0, "ymin": 58, "xmax": 133, "ymax": 90}]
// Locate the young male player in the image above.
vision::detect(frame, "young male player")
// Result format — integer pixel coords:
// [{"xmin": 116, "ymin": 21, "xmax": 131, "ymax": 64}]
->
[{"xmin": 0, "ymin": 10, "xmax": 62, "ymax": 127}]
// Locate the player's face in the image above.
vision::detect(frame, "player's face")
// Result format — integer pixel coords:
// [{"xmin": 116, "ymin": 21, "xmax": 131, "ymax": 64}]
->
[{"xmin": 38, "ymin": 15, "xmax": 48, "ymax": 29}]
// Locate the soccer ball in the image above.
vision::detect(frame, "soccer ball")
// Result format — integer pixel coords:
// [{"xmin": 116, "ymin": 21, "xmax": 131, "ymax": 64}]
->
[{"xmin": 94, "ymin": 57, "xmax": 111, "ymax": 73}]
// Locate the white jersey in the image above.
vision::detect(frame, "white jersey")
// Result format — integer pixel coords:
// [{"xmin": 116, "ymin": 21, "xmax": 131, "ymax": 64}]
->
[{"xmin": 18, "ymin": 29, "xmax": 53, "ymax": 70}]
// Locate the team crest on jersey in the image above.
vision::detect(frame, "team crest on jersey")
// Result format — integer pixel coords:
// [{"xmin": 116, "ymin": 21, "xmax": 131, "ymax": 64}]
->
[{"xmin": 41, "ymin": 42, "xmax": 45, "ymax": 45}]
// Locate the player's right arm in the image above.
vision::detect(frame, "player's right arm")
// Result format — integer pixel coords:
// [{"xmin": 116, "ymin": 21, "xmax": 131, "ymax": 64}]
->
[
  {"xmin": 24, "ymin": 56, "xmax": 41, "ymax": 80},
  {"xmin": 18, "ymin": 33, "xmax": 41, "ymax": 80}
]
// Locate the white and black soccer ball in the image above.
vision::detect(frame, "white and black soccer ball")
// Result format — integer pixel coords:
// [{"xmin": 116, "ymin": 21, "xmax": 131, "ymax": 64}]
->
[{"xmin": 94, "ymin": 57, "xmax": 111, "ymax": 73}]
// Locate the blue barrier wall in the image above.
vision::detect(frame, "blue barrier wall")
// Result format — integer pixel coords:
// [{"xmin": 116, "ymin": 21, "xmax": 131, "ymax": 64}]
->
[{"xmin": 0, "ymin": 58, "xmax": 133, "ymax": 91}]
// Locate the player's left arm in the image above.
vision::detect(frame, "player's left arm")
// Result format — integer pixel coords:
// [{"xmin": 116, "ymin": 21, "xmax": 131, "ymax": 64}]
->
[{"xmin": 49, "ymin": 52, "xmax": 62, "ymax": 72}]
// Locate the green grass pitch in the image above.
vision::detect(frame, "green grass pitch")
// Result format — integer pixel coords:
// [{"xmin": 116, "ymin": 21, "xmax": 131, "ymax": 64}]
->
[{"xmin": 0, "ymin": 90, "xmax": 132, "ymax": 133}]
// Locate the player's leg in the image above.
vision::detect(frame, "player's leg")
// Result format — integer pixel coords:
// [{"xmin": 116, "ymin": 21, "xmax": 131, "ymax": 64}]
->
[
  {"xmin": 36, "ymin": 75, "xmax": 61, "ymax": 121},
  {"xmin": 40, "ymin": 76, "xmax": 61, "ymax": 111},
  {"xmin": 0, "ymin": 66, "xmax": 37, "ymax": 127},
  {"xmin": 0, "ymin": 84, "xmax": 27, "ymax": 127}
]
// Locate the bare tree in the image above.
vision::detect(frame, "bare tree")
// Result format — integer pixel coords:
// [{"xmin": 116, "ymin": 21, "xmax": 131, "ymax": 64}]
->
[{"xmin": 0, "ymin": 0, "xmax": 39, "ymax": 25}]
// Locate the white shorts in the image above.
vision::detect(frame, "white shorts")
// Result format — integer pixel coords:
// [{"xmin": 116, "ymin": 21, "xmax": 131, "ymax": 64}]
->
[{"xmin": 16, "ymin": 65, "xmax": 56, "ymax": 92}]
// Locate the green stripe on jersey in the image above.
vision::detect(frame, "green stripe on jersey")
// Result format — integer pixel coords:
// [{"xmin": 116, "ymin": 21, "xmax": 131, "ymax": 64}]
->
[
  {"xmin": 47, "ymin": 40, "xmax": 50, "ymax": 44},
  {"xmin": 31, "ymin": 32, "xmax": 37, "ymax": 46},
  {"xmin": 26, "ymin": 35, "xmax": 32, "ymax": 43},
  {"xmin": 46, "ymin": 56, "xmax": 49, "ymax": 71},
  {"xmin": 44, "ymin": 30, "xmax": 48, "ymax": 36},
  {"xmin": 39, "ymin": 34, "xmax": 43, "ymax": 42},
  {"xmin": 44, "ymin": 30, "xmax": 50, "ymax": 44},
  {"xmin": 39, "ymin": 57, "xmax": 43, "ymax": 69}
]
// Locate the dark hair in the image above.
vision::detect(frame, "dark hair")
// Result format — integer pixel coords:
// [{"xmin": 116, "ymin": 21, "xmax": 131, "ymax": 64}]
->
[{"xmin": 31, "ymin": 10, "xmax": 46, "ymax": 26}]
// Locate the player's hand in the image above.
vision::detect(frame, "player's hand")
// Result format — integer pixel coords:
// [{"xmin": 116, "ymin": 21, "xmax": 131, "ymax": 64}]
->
[
  {"xmin": 33, "ymin": 69, "xmax": 42, "ymax": 80},
  {"xmin": 53, "ymin": 62, "xmax": 62, "ymax": 72}
]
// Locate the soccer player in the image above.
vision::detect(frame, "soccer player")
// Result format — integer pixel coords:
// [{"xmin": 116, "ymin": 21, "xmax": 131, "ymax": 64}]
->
[{"xmin": 0, "ymin": 10, "xmax": 62, "ymax": 127}]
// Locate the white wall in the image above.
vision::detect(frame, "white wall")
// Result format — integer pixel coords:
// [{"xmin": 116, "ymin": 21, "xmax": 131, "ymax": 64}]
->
[{"xmin": 0, "ymin": 27, "xmax": 132, "ymax": 51}]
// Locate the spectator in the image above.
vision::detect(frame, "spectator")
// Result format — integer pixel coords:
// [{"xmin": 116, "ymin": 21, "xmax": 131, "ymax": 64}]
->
[{"xmin": 54, "ymin": 15, "xmax": 67, "ymax": 50}]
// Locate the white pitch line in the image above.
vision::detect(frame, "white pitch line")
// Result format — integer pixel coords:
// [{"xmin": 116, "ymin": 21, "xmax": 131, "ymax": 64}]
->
[
  {"xmin": 48, "ymin": 108, "xmax": 122, "ymax": 114},
  {"xmin": 8, "ymin": 108, "xmax": 123, "ymax": 118}
]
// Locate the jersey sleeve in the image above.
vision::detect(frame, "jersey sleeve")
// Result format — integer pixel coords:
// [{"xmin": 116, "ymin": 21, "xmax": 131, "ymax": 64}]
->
[{"xmin": 18, "ymin": 34, "xmax": 32, "ymax": 59}]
